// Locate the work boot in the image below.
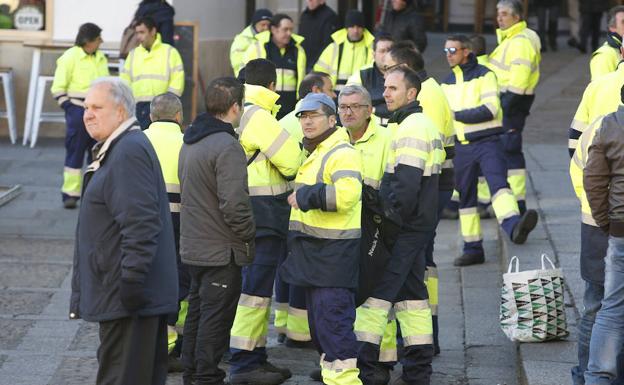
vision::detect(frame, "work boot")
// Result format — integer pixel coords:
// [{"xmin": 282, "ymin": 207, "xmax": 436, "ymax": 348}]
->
[
  {"xmin": 453, "ymin": 252, "xmax": 485, "ymax": 266},
  {"xmin": 63, "ymin": 197, "xmax": 78, "ymax": 209},
  {"xmin": 511, "ymin": 209, "xmax": 538, "ymax": 245},
  {"xmin": 478, "ymin": 204, "xmax": 492, "ymax": 219},
  {"xmin": 372, "ymin": 364, "xmax": 391, "ymax": 385},
  {"xmin": 309, "ymin": 368, "xmax": 322, "ymax": 382},
  {"xmin": 167, "ymin": 354, "xmax": 185, "ymax": 373},
  {"xmin": 277, "ymin": 333, "xmax": 286, "ymax": 343},
  {"xmin": 230, "ymin": 366, "xmax": 285, "ymax": 385},
  {"xmin": 285, "ymin": 337, "xmax": 315, "ymax": 349},
  {"xmin": 440, "ymin": 207, "xmax": 459, "ymax": 220},
  {"xmin": 261, "ymin": 361, "xmax": 292, "ymax": 380}
]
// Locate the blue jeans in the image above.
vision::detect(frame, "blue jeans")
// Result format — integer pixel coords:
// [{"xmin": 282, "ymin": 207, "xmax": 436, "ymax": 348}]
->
[{"xmin": 585, "ymin": 236, "xmax": 624, "ymax": 384}]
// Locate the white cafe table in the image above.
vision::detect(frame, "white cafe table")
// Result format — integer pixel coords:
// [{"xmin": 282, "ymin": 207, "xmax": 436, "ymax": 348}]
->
[{"xmin": 21, "ymin": 40, "xmax": 120, "ymax": 147}]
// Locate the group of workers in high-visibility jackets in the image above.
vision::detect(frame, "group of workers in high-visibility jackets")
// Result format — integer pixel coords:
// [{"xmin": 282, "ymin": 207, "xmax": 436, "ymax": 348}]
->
[{"xmin": 53, "ymin": 0, "xmax": 544, "ymax": 384}]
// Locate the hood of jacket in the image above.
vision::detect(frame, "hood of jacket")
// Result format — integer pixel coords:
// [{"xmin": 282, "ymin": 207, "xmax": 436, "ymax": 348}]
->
[
  {"xmin": 183, "ymin": 113, "xmax": 237, "ymax": 144},
  {"xmin": 389, "ymin": 100, "xmax": 423, "ymax": 124}
]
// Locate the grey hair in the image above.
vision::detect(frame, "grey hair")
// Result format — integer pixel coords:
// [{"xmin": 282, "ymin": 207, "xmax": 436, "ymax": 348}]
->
[
  {"xmin": 608, "ymin": 6, "xmax": 624, "ymax": 28},
  {"xmin": 90, "ymin": 77, "xmax": 135, "ymax": 117},
  {"xmin": 150, "ymin": 93, "xmax": 183, "ymax": 121},
  {"xmin": 497, "ymin": 0, "xmax": 523, "ymax": 18},
  {"xmin": 338, "ymin": 85, "xmax": 372, "ymax": 106}
]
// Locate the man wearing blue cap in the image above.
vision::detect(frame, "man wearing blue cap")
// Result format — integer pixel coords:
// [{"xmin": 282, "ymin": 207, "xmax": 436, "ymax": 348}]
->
[{"xmin": 280, "ymin": 92, "xmax": 364, "ymax": 385}]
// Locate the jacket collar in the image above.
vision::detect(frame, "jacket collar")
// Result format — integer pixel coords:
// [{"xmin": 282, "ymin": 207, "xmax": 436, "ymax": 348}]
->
[
  {"xmin": 456, "ymin": 53, "xmax": 478, "ymax": 73},
  {"xmin": 389, "ymin": 101, "xmax": 423, "ymax": 124},
  {"xmin": 88, "ymin": 118, "xmax": 140, "ymax": 173},
  {"xmin": 183, "ymin": 113, "xmax": 236, "ymax": 144},
  {"xmin": 315, "ymin": 128, "xmax": 350, "ymax": 154},
  {"xmin": 146, "ymin": 120, "xmax": 182, "ymax": 133},
  {"xmin": 244, "ymin": 84, "xmax": 280, "ymax": 112},
  {"xmin": 138, "ymin": 33, "xmax": 163, "ymax": 53},
  {"xmin": 497, "ymin": 20, "xmax": 527, "ymax": 43},
  {"xmin": 348, "ymin": 118, "xmax": 380, "ymax": 144},
  {"xmin": 243, "ymin": 25, "xmax": 257, "ymax": 38}
]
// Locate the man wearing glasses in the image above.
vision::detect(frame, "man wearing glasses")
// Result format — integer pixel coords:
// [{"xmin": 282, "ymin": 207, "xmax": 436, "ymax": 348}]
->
[
  {"xmin": 441, "ymin": 34, "xmax": 538, "ymax": 267},
  {"xmin": 280, "ymin": 92, "xmax": 363, "ymax": 385}
]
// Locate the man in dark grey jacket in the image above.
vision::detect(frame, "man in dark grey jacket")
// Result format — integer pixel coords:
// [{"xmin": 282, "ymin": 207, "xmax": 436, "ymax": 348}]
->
[
  {"xmin": 70, "ymin": 77, "xmax": 178, "ymax": 385},
  {"xmin": 379, "ymin": 0, "xmax": 428, "ymax": 53},
  {"xmin": 178, "ymin": 76, "xmax": 256, "ymax": 385},
  {"xmin": 584, "ymin": 88, "xmax": 624, "ymax": 384}
]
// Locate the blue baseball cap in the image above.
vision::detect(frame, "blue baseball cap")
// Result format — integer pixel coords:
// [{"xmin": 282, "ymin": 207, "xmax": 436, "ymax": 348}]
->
[{"xmin": 295, "ymin": 93, "xmax": 336, "ymax": 117}]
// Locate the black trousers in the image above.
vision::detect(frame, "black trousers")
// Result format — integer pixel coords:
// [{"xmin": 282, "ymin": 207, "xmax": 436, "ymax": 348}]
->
[
  {"xmin": 182, "ymin": 261, "xmax": 242, "ymax": 385},
  {"xmin": 580, "ymin": 12, "xmax": 603, "ymax": 52},
  {"xmin": 96, "ymin": 315, "xmax": 168, "ymax": 385}
]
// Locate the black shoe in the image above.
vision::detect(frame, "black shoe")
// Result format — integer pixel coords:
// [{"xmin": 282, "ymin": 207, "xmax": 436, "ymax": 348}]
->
[
  {"xmin": 478, "ymin": 205, "xmax": 492, "ymax": 219},
  {"xmin": 230, "ymin": 367, "xmax": 285, "ymax": 385},
  {"xmin": 309, "ymin": 368, "xmax": 322, "ymax": 382},
  {"xmin": 511, "ymin": 209, "xmax": 538, "ymax": 244},
  {"xmin": 372, "ymin": 364, "xmax": 391, "ymax": 385},
  {"xmin": 277, "ymin": 333, "xmax": 286, "ymax": 343},
  {"xmin": 63, "ymin": 197, "xmax": 78, "ymax": 209},
  {"xmin": 261, "ymin": 362, "xmax": 292, "ymax": 380},
  {"xmin": 453, "ymin": 253, "xmax": 485, "ymax": 266},
  {"xmin": 434, "ymin": 344, "xmax": 441, "ymax": 356},
  {"xmin": 285, "ymin": 337, "xmax": 315, "ymax": 349},
  {"xmin": 440, "ymin": 207, "xmax": 459, "ymax": 220},
  {"xmin": 168, "ymin": 354, "xmax": 185, "ymax": 373}
]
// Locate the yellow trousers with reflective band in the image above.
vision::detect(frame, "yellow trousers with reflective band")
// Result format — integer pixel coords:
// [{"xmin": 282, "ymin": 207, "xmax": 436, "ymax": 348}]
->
[
  {"xmin": 425, "ymin": 267, "xmax": 439, "ymax": 318},
  {"xmin": 321, "ymin": 354, "xmax": 362, "ymax": 385},
  {"xmin": 230, "ymin": 294, "xmax": 271, "ymax": 350},
  {"xmin": 287, "ymin": 306, "xmax": 311, "ymax": 341},
  {"xmin": 274, "ymin": 302, "xmax": 287, "ymax": 335},
  {"xmin": 167, "ymin": 300, "xmax": 188, "ymax": 353},
  {"xmin": 378, "ymin": 316, "xmax": 397, "ymax": 363},
  {"xmin": 477, "ymin": 176, "xmax": 491, "ymax": 205}
]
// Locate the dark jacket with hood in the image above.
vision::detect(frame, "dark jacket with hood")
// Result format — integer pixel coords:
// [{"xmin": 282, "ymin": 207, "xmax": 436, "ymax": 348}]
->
[
  {"xmin": 178, "ymin": 113, "xmax": 256, "ymax": 267},
  {"xmin": 299, "ymin": 3, "xmax": 339, "ymax": 72},
  {"xmin": 70, "ymin": 119, "xmax": 178, "ymax": 322},
  {"xmin": 135, "ymin": 0, "xmax": 175, "ymax": 45},
  {"xmin": 380, "ymin": 3, "xmax": 428, "ymax": 53}
]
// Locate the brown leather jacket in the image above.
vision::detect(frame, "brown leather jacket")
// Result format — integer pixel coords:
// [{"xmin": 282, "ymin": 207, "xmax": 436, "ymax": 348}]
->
[{"xmin": 585, "ymin": 105, "xmax": 624, "ymax": 236}]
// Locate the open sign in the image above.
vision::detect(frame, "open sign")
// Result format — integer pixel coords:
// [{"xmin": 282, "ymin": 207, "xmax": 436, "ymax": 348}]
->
[{"xmin": 14, "ymin": 6, "xmax": 44, "ymax": 31}]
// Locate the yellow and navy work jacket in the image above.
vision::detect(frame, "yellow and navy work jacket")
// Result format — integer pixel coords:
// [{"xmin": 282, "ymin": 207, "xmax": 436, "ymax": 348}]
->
[
  {"xmin": 381, "ymin": 101, "xmax": 445, "ymax": 233},
  {"xmin": 590, "ymin": 39, "xmax": 621, "ymax": 81},
  {"xmin": 441, "ymin": 54, "xmax": 502, "ymax": 144},
  {"xmin": 314, "ymin": 28, "xmax": 374, "ymax": 91},
  {"xmin": 144, "ymin": 120, "xmax": 183, "ymax": 235},
  {"xmin": 236, "ymin": 84, "xmax": 302, "ymax": 238},
  {"xmin": 418, "ymin": 73, "xmax": 455, "ymax": 191},
  {"xmin": 347, "ymin": 63, "xmax": 391, "ymax": 125},
  {"xmin": 230, "ymin": 25, "xmax": 259, "ymax": 76},
  {"xmin": 570, "ymin": 115, "xmax": 605, "ymax": 227},
  {"xmin": 476, "ymin": 54, "xmax": 489, "ymax": 66},
  {"xmin": 51, "ymin": 46, "xmax": 109, "ymax": 107},
  {"xmin": 244, "ymin": 30, "xmax": 307, "ymax": 117},
  {"xmin": 280, "ymin": 129, "xmax": 362, "ymax": 288},
  {"xmin": 568, "ymin": 61, "xmax": 624, "ymax": 157},
  {"xmin": 120, "ymin": 33, "xmax": 185, "ymax": 103},
  {"xmin": 487, "ymin": 21, "xmax": 540, "ymax": 130}
]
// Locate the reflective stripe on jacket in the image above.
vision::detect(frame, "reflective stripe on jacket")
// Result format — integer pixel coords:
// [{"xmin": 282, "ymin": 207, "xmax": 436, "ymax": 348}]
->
[
  {"xmin": 313, "ymin": 28, "xmax": 374, "ymax": 90},
  {"xmin": 487, "ymin": 21, "xmax": 541, "ymax": 95},
  {"xmin": 51, "ymin": 46, "xmax": 109, "ymax": 106},
  {"xmin": 120, "ymin": 33, "xmax": 185, "ymax": 102}
]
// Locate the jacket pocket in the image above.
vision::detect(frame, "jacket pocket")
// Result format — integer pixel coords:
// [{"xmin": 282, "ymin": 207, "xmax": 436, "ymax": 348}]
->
[{"xmin": 90, "ymin": 243, "xmax": 121, "ymax": 286}]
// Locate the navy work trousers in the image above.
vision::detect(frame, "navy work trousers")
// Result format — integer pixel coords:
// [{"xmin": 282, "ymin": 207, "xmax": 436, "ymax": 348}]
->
[{"xmin": 62, "ymin": 104, "xmax": 94, "ymax": 201}]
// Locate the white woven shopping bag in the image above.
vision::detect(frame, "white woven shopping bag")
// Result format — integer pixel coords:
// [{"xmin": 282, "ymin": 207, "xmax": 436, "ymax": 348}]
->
[{"xmin": 500, "ymin": 254, "xmax": 569, "ymax": 342}]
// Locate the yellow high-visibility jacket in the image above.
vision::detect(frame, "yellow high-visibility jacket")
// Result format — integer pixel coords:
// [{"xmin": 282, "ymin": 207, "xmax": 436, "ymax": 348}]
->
[
  {"xmin": 237, "ymin": 84, "xmax": 302, "ymax": 237},
  {"xmin": 230, "ymin": 25, "xmax": 259, "ymax": 76},
  {"xmin": 51, "ymin": 46, "xmax": 109, "ymax": 107},
  {"xmin": 568, "ymin": 62, "xmax": 624, "ymax": 156},
  {"xmin": 570, "ymin": 115, "xmax": 605, "ymax": 226},
  {"xmin": 244, "ymin": 30, "xmax": 307, "ymax": 97},
  {"xmin": 120, "ymin": 33, "xmax": 185, "ymax": 103},
  {"xmin": 144, "ymin": 120, "xmax": 183, "ymax": 214},
  {"xmin": 313, "ymin": 28, "xmax": 374, "ymax": 90},
  {"xmin": 280, "ymin": 128, "xmax": 362, "ymax": 289},
  {"xmin": 441, "ymin": 56, "xmax": 502, "ymax": 144},
  {"xmin": 590, "ymin": 42, "xmax": 620, "ymax": 81},
  {"xmin": 488, "ymin": 21, "xmax": 541, "ymax": 95}
]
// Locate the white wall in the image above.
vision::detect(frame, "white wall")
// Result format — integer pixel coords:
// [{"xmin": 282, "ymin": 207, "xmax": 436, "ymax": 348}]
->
[{"xmin": 53, "ymin": 0, "xmax": 138, "ymax": 42}]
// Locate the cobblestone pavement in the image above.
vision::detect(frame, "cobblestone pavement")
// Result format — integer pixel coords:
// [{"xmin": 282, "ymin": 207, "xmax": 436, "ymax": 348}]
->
[{"xmin": 0, "ymin": 31, "xmax": 589, "ymax": 384}]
